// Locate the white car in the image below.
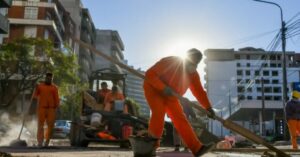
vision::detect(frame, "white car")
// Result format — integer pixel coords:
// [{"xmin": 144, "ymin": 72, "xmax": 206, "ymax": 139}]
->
[{"xmin": 53, "ymin": 120, "xmax": 71, "ymax": 139}]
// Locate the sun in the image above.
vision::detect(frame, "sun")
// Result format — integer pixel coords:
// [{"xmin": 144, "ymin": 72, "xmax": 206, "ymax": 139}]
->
[{"xmin": 164, "ymin": 38, "xmax": 201, "ymax": 59}]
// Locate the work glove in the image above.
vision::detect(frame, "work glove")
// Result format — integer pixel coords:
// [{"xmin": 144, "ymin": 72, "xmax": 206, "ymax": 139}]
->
[
  {"xmin": 163, "ymin": 86, "xmax": 174, "ymax": 96},
  {"xmin": 207, "ymin": 107, "xmax": 216, "ymax": 119}
]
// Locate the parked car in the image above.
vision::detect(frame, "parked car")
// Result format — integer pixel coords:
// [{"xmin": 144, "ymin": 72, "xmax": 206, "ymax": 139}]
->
[{"xmin": 53, "ymin": 120, "xmax": 71, "ymax": 139}]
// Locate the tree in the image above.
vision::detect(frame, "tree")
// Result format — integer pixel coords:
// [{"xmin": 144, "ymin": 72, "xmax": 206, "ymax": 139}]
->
[{"xmin": 0, "ymin": 37, "xmax": 80, "ymax": 114}]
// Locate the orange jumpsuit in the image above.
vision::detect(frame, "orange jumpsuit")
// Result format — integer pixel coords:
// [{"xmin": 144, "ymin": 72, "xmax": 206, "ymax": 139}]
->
[
  {"xmin": 33, "ymin": 82, "xmax": 59, "ymax": 145},
  {"xmin": 144, "ymin": 56, "xmax": 212, "ymax": 154},
  {"xmin": 97, "ymin": 88, "xmax": 111, "ymax": 104},
  {"xmin": 104, "ymin": 92, "xmax": 125, "ymax": 112}
]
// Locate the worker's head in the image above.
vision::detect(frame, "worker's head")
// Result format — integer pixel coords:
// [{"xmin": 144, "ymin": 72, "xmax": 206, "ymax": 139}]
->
[
  {"xmin": 101, "ymin": 82, "xmax": 108, "ymax": 89},
  {"xmin": 185, "ymin": 48, "xmax": 202, "ymax": 73},
  {"xmin": 112, "ymin": 85, "xmax": 119, "ymax": 93},
  {"xmin": 292, "ymin": 91, "xmax": 300, "ymax": 100},
  {"xmin": 45, "ymin": 72, "xmax": 53, "ymax": 85}
]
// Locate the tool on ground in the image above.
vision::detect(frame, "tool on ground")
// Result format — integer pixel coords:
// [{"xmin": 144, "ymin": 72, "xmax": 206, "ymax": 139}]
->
[
  {"xmin": 74, "ymin": 38, "xmax": 290, "ymax": 157},
  {"xmin": 9, "ymin": 94, "xmax": 31, "ymax": 147}
]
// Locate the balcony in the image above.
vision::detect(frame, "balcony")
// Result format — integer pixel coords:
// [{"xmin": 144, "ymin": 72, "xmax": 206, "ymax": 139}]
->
[
  {"xmin": 0, "ymin": 14, "xmax": 9, "ymax": 33},
  {"xmin": 0, "ymin": 0, "xmax": 12, "ymax": 8}
]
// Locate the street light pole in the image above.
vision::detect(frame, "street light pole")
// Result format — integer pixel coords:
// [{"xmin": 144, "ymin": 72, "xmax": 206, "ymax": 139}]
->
[{"xmin": 254, "ymin": 0, "xmax": 288, "ymax": 140}]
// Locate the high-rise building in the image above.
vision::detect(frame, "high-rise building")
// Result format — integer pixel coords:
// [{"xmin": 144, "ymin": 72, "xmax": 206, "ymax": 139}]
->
[
  {"xmin": 204, "ymin": 47, "xmax": 300, "ymax": 138},
  {"xmin": 94, "ymin": 29, "xmax": 124, "ymax": 73},
  {"xmin": 59, "ymin": 0, "xmax": 96, "ymax": 83},
  {"xmin": 0, "ymin": 0, "xmax": 11, "ymax": 43},
  {"xmin": 5, "ymin": 0, "xmax": 75, "ymax": 49},
  {"xmin": 124, "ymin": 66, "xmax": 150, "ymax": 118},
  {"xmin": 78, "ymin": 8, "xmax": 96, "ymax": 82},
  {"xmin": 3, "ymin": 0, "xmax": 76, "ymax": 113}
]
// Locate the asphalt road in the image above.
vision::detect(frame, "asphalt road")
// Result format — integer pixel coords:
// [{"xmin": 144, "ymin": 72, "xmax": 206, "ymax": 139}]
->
[{"xmin": 1, "ymin": 140, "xmax": 300, "ymax": 157}]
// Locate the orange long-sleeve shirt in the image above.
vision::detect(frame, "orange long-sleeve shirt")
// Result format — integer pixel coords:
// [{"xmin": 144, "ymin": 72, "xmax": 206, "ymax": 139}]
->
[
  {"xmin": 104, "ymin": 92, "xmax": 125, "ymax": 104},
  {"xmin": 33, "ymin": 82, "xmax": 60, "ymax": 108},
  {"xmin": 145, "ymin": 56, "xmax": 211, "ymax": 109}
]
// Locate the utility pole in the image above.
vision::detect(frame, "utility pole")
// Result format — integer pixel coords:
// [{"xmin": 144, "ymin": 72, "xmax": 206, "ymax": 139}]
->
[{"xmin": 254, "ymin": 0, "xmax": 288, "ymax": 140}]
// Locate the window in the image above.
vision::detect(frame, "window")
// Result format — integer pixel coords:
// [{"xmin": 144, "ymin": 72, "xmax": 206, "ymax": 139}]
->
[
  {"xmin": 247, "ymin": 87, "xmax": 252, "ymax": 92},
  {"xmin": 237, "ymin": 70, "xmax": 243, "ymax": 76},
  {"xmin": 263, "ymin": 79, "xmax": 270, "ymax": 84},
  {"xmin": 263, "ymin": 63, "xmax": 268, "ymax": 67},
  {"xmin": 237, "ymin": 63, "xmax": 241, "ymax": 67},
  {"xmin": 263, "ymin": 71, "xmax": 269, "ymax": 76},
  {"xmin": 246, "ymin": 70, "xmax": 251, "ymax": 76},
  {"xmin": 24, "ymin": 7, "xmax": 38, "ymax": 19},
  {"xmin": 272, "ymin": 71, "xmax": 278, "ymax": 76},
  {"xmin": 272, "ymin": 80, "xmax": 279, "ymax": 84},
  {"xmin": 238, "ymin": 87, "xmax": 244, "ymax": 92},
  {"xmin": 255, "ymin": 79, "xmax": 260, "ymax": 84},
  {"xmin": 247, "ymin": 96, "xmax": 252, "ymax": 100},
  {"xmin": 239, "ymin": 95, "xmax": 245, "ymax": 100},
  {"xmin": 270, "ymin": 55, "xmax": 276, "ymax": 60},
  {"xmin": 255, "ymin": 70, "xmax": 260, "ymax": 76},
  {"xmin": 265, "ymin": 96, "xmax": 272, "ymax": 100},
  {"xmin": 235, "ymin": 55, "xmax": 240, "ymax": 59},
  {"xmin": 270, "ymin": 63, "xmax": 277, "ymax": 67},
  {"xmin": 246, "ymin": 55, "xmax": 250, "ymax": 60},
  {"xmin": 277, "ymin": 55, "xmax": 281, "ymax": 60},
  {"xmin": 247, "ymin": 63, "xmax": 250, "ymax": 67},
  {"xmin": 261, "ymin": 55, "xmax": 266, "ymax": 60},
  {"xmin": 278, "ymin": 63, "xmax": 281, "ymax": 67},
  {"xmin": 257, "ymin": 96, "xmax": 262, "ymax": 100},
  {"xmin": 273, "ymin": 87, "xmax": 281, "ymax": 93},
  {"xmin": 264, "ymin": 87, "xmax": 272, "ymax": 93},
  {"xmin": 257, "ymin": 87, "xmax": 262, "ymax": 92},
  {"xmin": 237, "ymin": 79, "xmax": 242, "ymax": 83},
  {"xmin": 274, "ymin": 96, "xmax": 281, "ymax": 100}
]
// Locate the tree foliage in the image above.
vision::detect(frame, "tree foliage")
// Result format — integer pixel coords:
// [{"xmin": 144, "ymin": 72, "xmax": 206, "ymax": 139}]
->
[{"xmin": 0, "ymin": 37, "xmax": 81, "ymax": 113}]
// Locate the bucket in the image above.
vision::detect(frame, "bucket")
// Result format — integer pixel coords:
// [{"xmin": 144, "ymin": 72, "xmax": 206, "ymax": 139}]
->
[
  {"xmin": 90, "ymin": 112, "xmax": 102, "ymax": 127},
  {"xmin": 128, "ymin": 136, "xmax": 158, "ymax": 157}
]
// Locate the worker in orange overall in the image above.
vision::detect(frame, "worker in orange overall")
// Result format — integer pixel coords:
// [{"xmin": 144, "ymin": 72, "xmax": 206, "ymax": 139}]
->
[
  {"xmin": 97, "ymin": 82, "xmax": 111, "ymax": 104},
  {"xmin": 143, "ymin": 48, "xmax": 216, "ymax": 157},
  {"xmin": 32, "ymin": 72, "xmax": 59, "ymax": 147},
  {"xmin": 285, "ymin": 91, "xmax": 300, "ymax": 149},
  {"xmin": 104, "ymin": 85, "xmax": 126, "ymax": 112}
]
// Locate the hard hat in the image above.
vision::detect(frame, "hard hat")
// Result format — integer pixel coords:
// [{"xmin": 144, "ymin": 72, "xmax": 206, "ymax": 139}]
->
[{"xmin": 292, "ymin": 91, "xmax": 300, "ymax": 99}]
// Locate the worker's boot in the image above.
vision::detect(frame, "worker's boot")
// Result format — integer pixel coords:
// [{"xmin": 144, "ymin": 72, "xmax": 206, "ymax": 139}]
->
[
  {"xmin": 193, "ymin": 143, "xmax": 215, "ymax": 157},
  {"xmin": 44, "ymin": 140, "xmax": 49, "ymax": 147},
  {"xmin": 174, "ymin": 144, "xmax": 180, "ymax": 152}
]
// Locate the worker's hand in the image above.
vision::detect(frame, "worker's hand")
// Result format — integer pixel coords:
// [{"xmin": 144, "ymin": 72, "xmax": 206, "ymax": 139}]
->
[
  {"xmin": 207, "ymin": 107, "xmax": 216, "ymax": 119},
  {"xmin": 163, "ymin": 86, "xmax": 174, "ymax": 96}
]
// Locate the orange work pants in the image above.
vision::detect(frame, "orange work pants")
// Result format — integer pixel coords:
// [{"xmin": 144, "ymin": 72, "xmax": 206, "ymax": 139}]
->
[
  {"xmin": 144, "ymin": 83, "xmax": 202, "ymax": 154},
  {"xmin": 37, "ymin": 108, "xmax": 56, "ymax": 145},
  {"xmin": 288, "ymin": 119, "xmax": 300, "ymax": 149}
]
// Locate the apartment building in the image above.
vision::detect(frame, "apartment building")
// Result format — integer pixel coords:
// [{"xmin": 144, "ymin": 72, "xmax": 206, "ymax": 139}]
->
[
  {"xmin": 124, "ymin": 65, "xmax": 150, "ymax": 117},
  {"xmin": 0, "ymin": 0, "xmax": 11, "ymax": 43},
  {"xmin": 3, "ymin": 0, "xmax": 76, "ymax": 113},
  {"xmin": 204, "ymin": 47, "xmax": 300, "ymax": 138},
  {"xmin": 94, "ymin": 29, "xmax": 125, "ymax": 73}
]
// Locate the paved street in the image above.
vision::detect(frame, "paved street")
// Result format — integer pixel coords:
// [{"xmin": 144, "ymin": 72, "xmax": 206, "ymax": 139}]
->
[{"xmin": 1, "ymin": 143, "xmax": 300, "ymax": 157}]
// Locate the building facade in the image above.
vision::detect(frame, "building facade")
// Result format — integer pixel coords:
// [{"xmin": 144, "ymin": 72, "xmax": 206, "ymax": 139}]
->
[
  {"xmin": 94, "ymin": 29, "xmax": 124, "ymax": 73},
  {"xmin": 6, "ymin": 0, "xmax": 75, "ymax": 49},
  {"xmin": 78, "ymin": 8, "xmax": 95, "ymax": 82},
  {"xmin": 124, "ymin": 66, "xmax": 150, "ymax": 118},
  {"xmin": 204, "ymin": 48, "xmax": 300, "ymax": 138},
  {"xmin": 0, "ymin": 0, "xmax": 11, "ymax": 43},
  {"xmin": 3, "ymin": 0, "xmax": 76, "ymax": 113}
]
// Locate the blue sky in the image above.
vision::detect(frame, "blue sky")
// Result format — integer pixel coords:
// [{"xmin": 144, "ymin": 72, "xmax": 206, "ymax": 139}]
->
[
  {"xmin": 81, "ymin": 0, "xmax": 299, "ymax": 99},
  {"xmin": 82, "ymin": 0, "xmax": 299, "ymax": 69}
]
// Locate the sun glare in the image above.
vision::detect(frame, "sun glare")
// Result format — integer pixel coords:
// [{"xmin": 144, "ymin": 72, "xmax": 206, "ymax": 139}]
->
[{"xmin": 164, "ymin": 39, "xmax": 200, "ymax": 59}]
